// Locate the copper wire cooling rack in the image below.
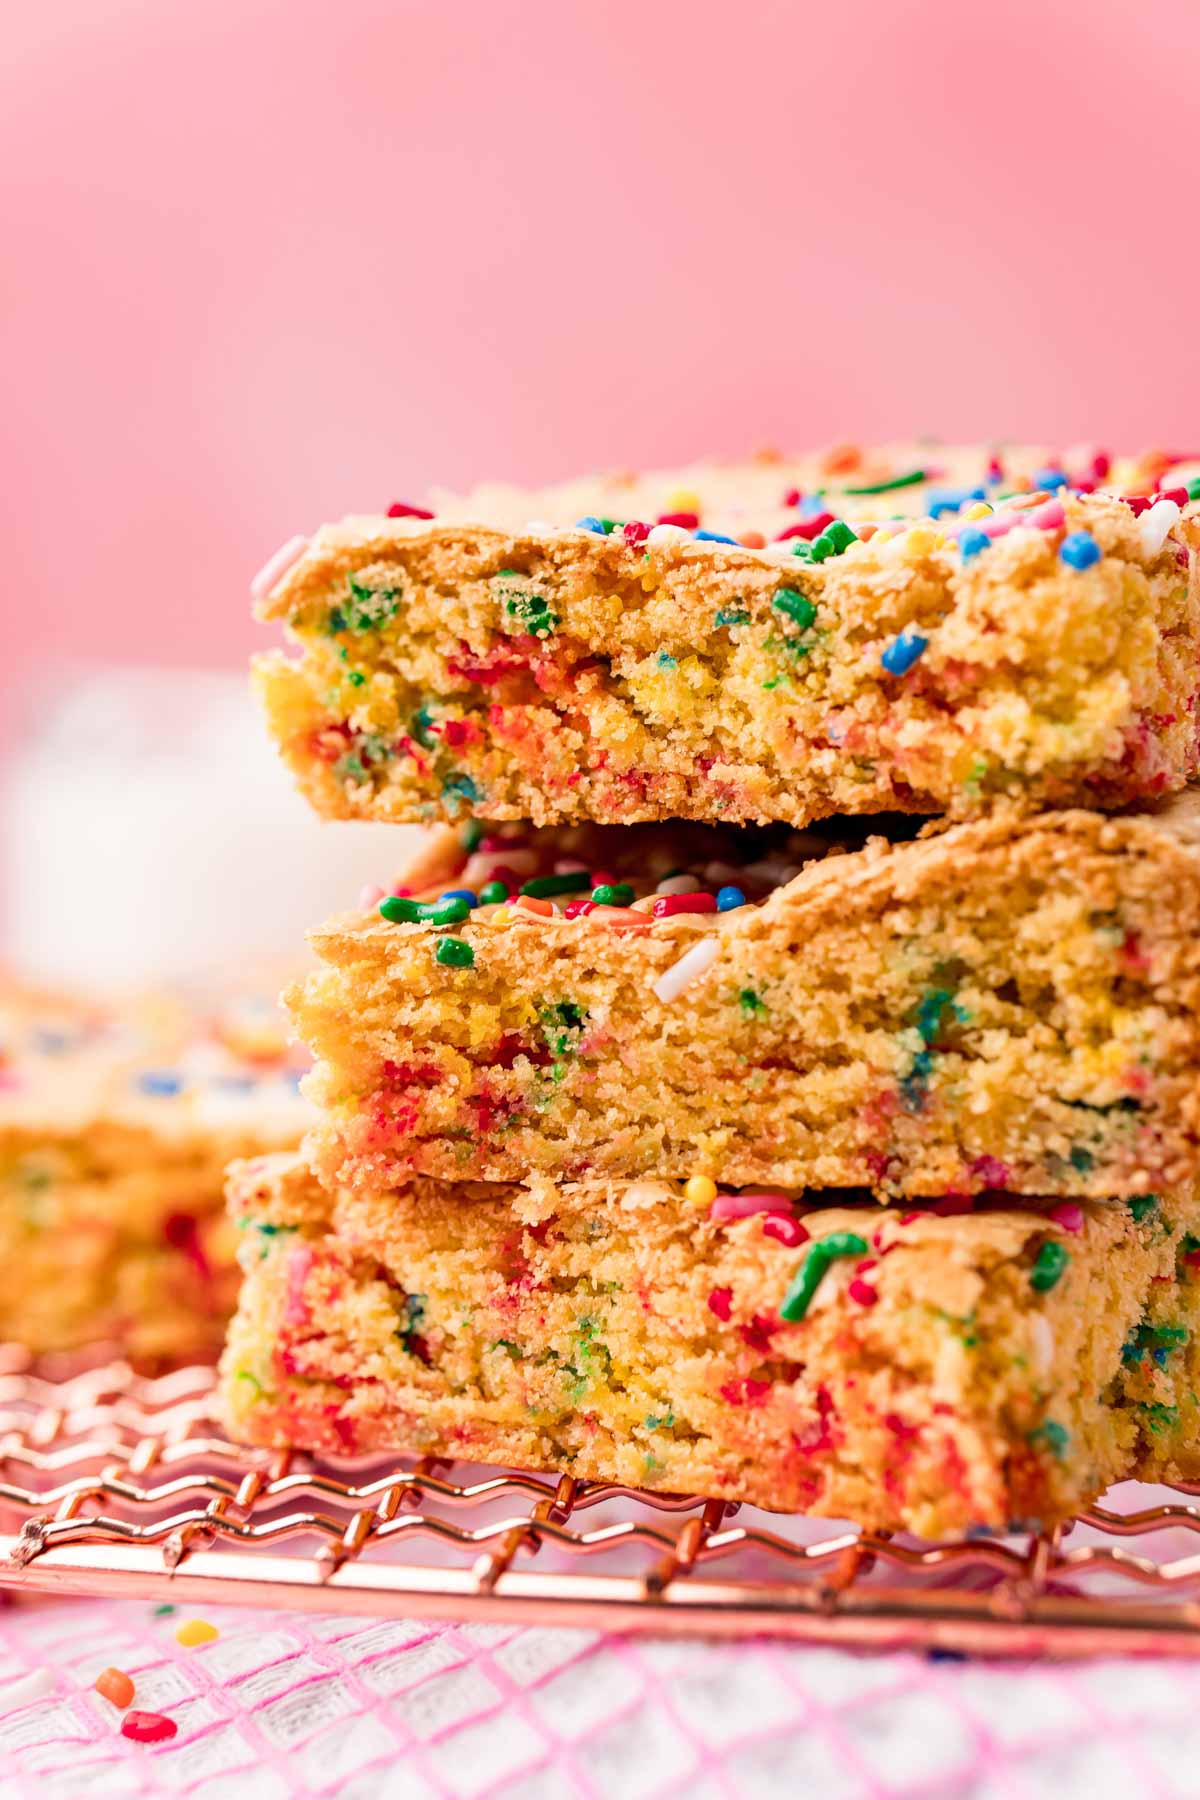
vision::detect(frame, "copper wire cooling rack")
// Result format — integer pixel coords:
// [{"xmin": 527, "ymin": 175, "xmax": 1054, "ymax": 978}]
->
[{"xmin": 5, "ymin": 1348, "xmax": 1200, "ymax": 1658}]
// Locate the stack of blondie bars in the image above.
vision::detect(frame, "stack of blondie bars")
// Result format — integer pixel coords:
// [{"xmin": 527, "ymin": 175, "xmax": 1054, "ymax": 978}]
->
[{"xmin": 222, "ymin": 443, "xmax": 1200, "ymax": 1537}]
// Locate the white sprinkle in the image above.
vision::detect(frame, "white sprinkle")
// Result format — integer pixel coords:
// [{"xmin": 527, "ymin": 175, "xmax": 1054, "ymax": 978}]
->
[
  {"xmin": 655, "ymin": 873, "xmax": 703, "ymax": 895},
  {"xmin": 646, "ymin": 523, "xmax": 692, "ymax": 547},
  {"xmin": 1140, "ymin": 498, "xmax": 1181, "ymax": 557},
  {"xmin": 652, "ymin": 937, "xmax": 720, "ymax": 1003},
  {"xmin": 249, "ymin": 534, "xmax": 309, "ymax": 603},
  {"xmin": 1029, "ymin": 1312, "xmax": 1055, "ymax": 1376},
  {"xmin": 0, "ymin": 1669, "xmax": 56, "ymax": 1713}
]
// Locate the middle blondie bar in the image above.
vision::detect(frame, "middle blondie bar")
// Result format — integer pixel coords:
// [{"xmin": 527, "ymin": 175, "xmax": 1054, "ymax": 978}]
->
[{"xmin": 290, "ymin": 794, "xmax": 1200, "ymax": 1202}]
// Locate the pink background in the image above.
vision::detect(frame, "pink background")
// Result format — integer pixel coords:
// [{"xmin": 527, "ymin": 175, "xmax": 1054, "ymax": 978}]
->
[{"xmin": 4, "ymin": 0, "xmax": 1198, "ymax": 702}]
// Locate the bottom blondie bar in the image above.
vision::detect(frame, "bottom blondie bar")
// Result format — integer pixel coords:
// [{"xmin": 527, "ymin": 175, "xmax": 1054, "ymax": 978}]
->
[{"xmin": 221, "ymin": 1155, "xmax": 1200, "ymax": 1536}]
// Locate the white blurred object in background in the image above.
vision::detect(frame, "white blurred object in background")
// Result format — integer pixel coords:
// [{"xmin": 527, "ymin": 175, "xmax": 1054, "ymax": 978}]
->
[{"xmin": 2, "ymin": 667, "xmax": 422, "ymax": 991}]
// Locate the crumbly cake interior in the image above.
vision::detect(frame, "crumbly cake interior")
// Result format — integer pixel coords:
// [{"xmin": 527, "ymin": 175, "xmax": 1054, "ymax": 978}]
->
[
  {"xmin": 292, "ymin": 802, "xmax": 1200, "ymax": 1201},
  {"xmin": 221, "ymin": 1153, "xmax": 1200, "ymax": 1536}
]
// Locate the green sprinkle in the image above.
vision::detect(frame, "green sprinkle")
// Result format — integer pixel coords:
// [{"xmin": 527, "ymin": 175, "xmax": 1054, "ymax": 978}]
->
[
  {"xmin": 380, "ymin": 895, "xmax": 471, "ymax": 926},
  {"xmin": 1141, "ymin": 1402, "xmax": 1181, "ymax": 1434},
  {"xmin": 1069, "ymin": 1146, "xmax": 1094, "ymax": 1174},
  {"xmin": 590, "ymin": 883, "xmax": 634, "ymax": 906},
  {"xmin": 460, "ymin": 820, "xmax": 485, "ymax": 852},
  {"xmin": 656, "ymin": 652, "xmax": 677, "ymax": 669},
  {"xmin": 441, "ymin": 772, "xmax": 480, "ymax": 812},
  {"xmin": 773, "ymin": 587, "xmax": 817, "ymax": 629},
  {"xmin": 346, "ymin": 669, "xmax": 366, "ymax": 686},
  {"xmin": 738, "ymin": 987, "xmax": 766, "ymax": 1016},
  {"xmin": 328, "ymin": 575, "xmax": 400, "ymax": 633},
  {"xmin": 843, "ymin": 468, "xmax": 927, "ymax": 496},
  {"xmin": 1188, "ymin": 477, "xmax": 1200, "ymax": 501},
  {"xmin": 479, "ymin": 879, "xmax": 509, "ymax": 905},
  {"xmin": 714, "ymin": 606, "xmax": 750, "ymax": 628},
  {"xmin": 790, "ymin": 541, "xmax": 814, "ymax": 560},
  {"xmin": 411, "ymin": 705, "xmax": 438, "ymax": 749},
  {"xmin": 1030, "ymin": 1241, "xmax": 1069, "ymax": 1292},
  {"xmin": 153, "ymin": 1603, "xmax": 177, "ymax": 1617},
  {"xmin": 1129, "ymin": 1195, "xmax": 1159, "ymax": 1223},
  {"xmin": 1027, "ymin": 1420, "xmax": 1069, "ymax": 1458},
  {"xmin": 644, "ymin": 1410, "xmax": 675, "ymax": 1431},
  {"xmin": 780, "ymin": 1232, "xmax": 869, "ymax": 1322},
  {"xmin": 436, "ymin": 936, "xmax": 475, "ymax": 968},
  {"xmin": 824, "ymin": 520, "xmax": 858, "ymax": 552},
  {"xmin": 521, "ymin": 871, "xmax": 591, "ymax": 899}
]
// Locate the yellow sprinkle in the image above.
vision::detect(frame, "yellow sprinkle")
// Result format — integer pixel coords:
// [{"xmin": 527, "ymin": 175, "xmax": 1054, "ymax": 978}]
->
[
  {"xmin": 175, "ymin": 1619, "xmax": 219, "ymax": 1648},
  {"xmin": 666, "ymin": 488, "xmax": 702, "ymax": 513},
  {"xmin": 963, "ymin": 501, "xmax": 992, "ymax": 519},
  {"xmin": 684, "ymin": 1176, "xmax": 718, "ymax": 1207},
  {"xmin": 492, "ymin": 907, "xmax": 514, "ymax": 926},
  {"xmin": 904, "ymin": 526, "xmax": 938, "ymax": 556}
]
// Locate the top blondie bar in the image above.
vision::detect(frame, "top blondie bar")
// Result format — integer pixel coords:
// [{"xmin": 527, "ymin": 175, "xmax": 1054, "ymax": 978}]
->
[{"xmin": 254, "ymin": 443, "xmax": 1200, "ymax": 831}]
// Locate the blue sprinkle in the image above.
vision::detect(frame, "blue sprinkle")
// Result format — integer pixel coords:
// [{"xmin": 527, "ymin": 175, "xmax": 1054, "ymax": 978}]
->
[
  {"xmin": 716, "ymin": 885, "xmax": 747, "ymax": 912},
  {"xmin": 440, "ymin": 887, "xmax": 479, "ymax": 908},
  {"xmin": 656, "ymin": 652, "xmax": 678, "ymax": 669},
  {"xmin": 926, "ymin": 486, "xmax": 987, "ymax": 519},
  {"xmin": 881, "ymin": 627, "xmax": 929, "ymax": 676},
  {"xmin": 1059, "ymin": 530, "xmax": 1102, "ymax": 571},
  {"xmin": 1034, "ymin": 467, "xmax": 1069, "ymax": 492},
  {"xmin": 692, "ymin": 530, "xmax": 739, "ymax": 545},
  {"xmin": 138, "ymin": 1071, "xmax": 184, "ymax": 1097},
  {"xmin": 957, "ymin": 526, "xmax": 991, "ymax": 561},
  {"xmin": 575, "ymin": 516, "xmax": 608, "ymax": 534}
]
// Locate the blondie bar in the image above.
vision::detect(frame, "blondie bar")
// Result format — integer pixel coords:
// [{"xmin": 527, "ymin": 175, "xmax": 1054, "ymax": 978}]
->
[
  {"xmin": 291, "ymin": 795, "xmax": 1200, "ymax": 1201},
  {"xmin": 0, "ymin": 984, "xmax": 311, "ymax": 1360},
  {"xmin": 221, "ymin": 1152, "xmax": 1200, "ymax": 1536},
  {"xmin": 253, "ymin": 444, "xmax": 1200, "ymax": 830}
]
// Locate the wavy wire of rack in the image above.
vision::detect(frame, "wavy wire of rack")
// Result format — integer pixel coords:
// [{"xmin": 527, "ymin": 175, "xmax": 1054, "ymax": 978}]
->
[{"xmin": 4, "ymin": 1347, "xmax": 1200, "ymax": 1657}]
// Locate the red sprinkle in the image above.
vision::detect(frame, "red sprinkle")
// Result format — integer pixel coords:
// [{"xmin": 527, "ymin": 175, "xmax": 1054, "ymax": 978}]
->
[
  {"xmin": 651, "ymin": 893, "xmax": 717, "ymax": 918},
  {"xmin": 707, "ymin": 1286, "xmax": 733, "ymax": 1322},
  {"xmin": 387, "ymin": 502, "xmax": 434, "ymax": 520},
  {"xmin": 563, "ymin": 900, "xmax": 595, "ymax": 919},
  {"xmin": 623, "ymin": 521, "xmax": 652, "ymax": 546},
  {"xmin": 774, "ymin": 511, "xmax": 835, "ymax": 543},
  {"xmin": 762, "ymin": 1215, "xmax": 808, "ymax": 1248},
  {"xmin": 1157, "ymin": 486, "xmax": 1189, "ymax": 507},
  {"xmin": 121, "ymin": 1711, "xmax": 178, "ymax": 1744},
  {"xmin": 847, "ymin": 1278, "xmax": 879, "ymax": 1307},
  {"xmin": 1122, "ymin": 494, "xmax": 1154, "ymax": 514},
  {"xmin": 657, "ymin": 511, "xmax": 699, "ymax": 529},
  {"xmin": 1050, "ymin": 1202, "xmax": 1085, "ymax": 1234}
]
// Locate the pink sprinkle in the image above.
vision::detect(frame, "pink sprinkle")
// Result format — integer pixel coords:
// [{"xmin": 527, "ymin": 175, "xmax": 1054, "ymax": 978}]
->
[
  {"xmin": 284, "ymin": 1246, "xmax": 315, "ymax": 1327},
  {"xmin": 391, "ymin": 884, "xmax": 413, "ymax": 899},
  {"xmin": 980, "ymin": 510, "xmax": 1018, "ymax": 538},
  {"xmin": 1028, "ymin": 499, "xmax": 1065, "ymax": 531},
  {"xmin": 707, "ymin": 1286, "xmax": 733, "ymax": 1321},
  {"xmin": 1051, "ymin": 1202, "xmax": 1085, "ymax": 1233},
  {"xmin": 249, "ymin": 534, "xmax": 309, "ymax": 603},
  {"xmin": 848, "ymin": 1278, "xmax": 878, "ymax": 1307},
  {"xmin": 359, "ymin": 883, "xmax": 385, "ymax": 909},
  {"xmin": 762, "ymin": 1215, "xmax": 808, "ymax": 1248},
  {"xmin": 709, "ymin": 1192, "xmax": 794, "ymax": 1221},
  {"xmin": 387, "ymin": 501, "xmax": 434, "ymax": 520}
]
